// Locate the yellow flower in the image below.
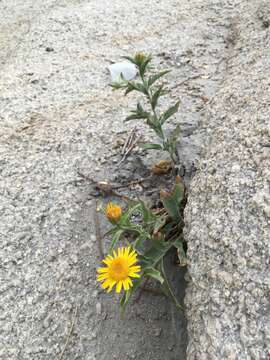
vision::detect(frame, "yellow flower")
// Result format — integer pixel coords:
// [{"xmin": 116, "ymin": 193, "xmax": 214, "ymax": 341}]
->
[
  {"xmin": 106, "ymin": 202, "xmax": 122, "ymax": 223},
  {"xmin": 134, "ymin": 52, "xmax": 146, "ymax": 63},
  {"xmin": 97, "ymin": 247, "xmax": 141, "ymax": 293}
]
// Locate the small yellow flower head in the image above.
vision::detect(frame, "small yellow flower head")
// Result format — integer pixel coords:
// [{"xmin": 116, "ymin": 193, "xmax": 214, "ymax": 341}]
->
[
  {"xmin": 134, "ymin": 52, "xmax": 146, "ymax": 63},
  {"xmin": 106, "ymin": 202, "xmax": 122, "ymax": 223},
  {"xmin": 97, "ymin": 247, "xmax": 141, "ymax": 293}
]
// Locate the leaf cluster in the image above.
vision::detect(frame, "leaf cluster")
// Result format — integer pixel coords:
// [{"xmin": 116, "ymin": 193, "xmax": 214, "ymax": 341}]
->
[
  {"xmin": 111, "ymin": 53, "xmax": 181, "ymax": 164},
  {"xmin": 103, "ymin": 176, "xmax": 187, "ymax": 312}
]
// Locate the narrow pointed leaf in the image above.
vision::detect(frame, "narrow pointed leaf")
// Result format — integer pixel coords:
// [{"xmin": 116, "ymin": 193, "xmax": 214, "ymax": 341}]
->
[
  {"xmin": 120, "ymin": 277, "xmax": 144, "ymax": 312},
  {"xmin": 148, "ymin": 70, "xmax": 170, "ymax": 87},
  {"xmin": 171, "ymin": 176, "xmax": 185, "ymax": 204},
  {"xmin": 161, "ymin": 101, "xmax": 180, "ymax": 124},
  {"xmin": 122, "ymin": 56, "xmax": 138, "ymax": 66},
  {"xmin": 144, "ymin": 268, "xmax": 164, "ymax": 284},
  {"xmin": 125, "ymin": 113, "xmax": 148, "ymax": 121},
  {"xmin": 125, "ymin": 81, "xmax": 148, "ymax": 96},
  {"xmin": 160, "ymin": 189, "xmax": 180, "ymax": 222},
  {"xmin": 141, "ymin": 240, "xmax": 173, "ymax": 268},
  {"xmin": 139, "ymin": 57, "xmax": 152, "ymax": 77},
  {"xmin": 109, "ymin": 230, "xmax": 124, "ymax": 253},
  {"xmin": 151, "ymin": 85, "xmax": 166, "ymax": 109},
  {"xmin": 138, "ymin": 143, "xmax": 163, "ymax": 150},
  {"xmin": 169, "ymin": 124, "xmax": 181, "ymax": 143},
  {"xmin": 174, "ymin": 237, "xmax": 187, "ymax": 267}
]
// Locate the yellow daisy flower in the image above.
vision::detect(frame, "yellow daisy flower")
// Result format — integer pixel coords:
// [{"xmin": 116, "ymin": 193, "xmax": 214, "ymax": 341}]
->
[
  {"xmin": 97, "ymin": 247, "xmax": 141, "ymax": 293},
  {"xmin": 106, "ymin": 202, "xmax": 122, "ymax": 223}
]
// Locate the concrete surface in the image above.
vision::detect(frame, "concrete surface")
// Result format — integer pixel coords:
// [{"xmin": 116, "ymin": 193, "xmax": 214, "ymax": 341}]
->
[
  {"xmin": 185, "ymin": 1, "xmax": 270, "ymax": 359},
  {"xmin": 1, "ymin": 0, "xmax": 268, "ymax": 359}
]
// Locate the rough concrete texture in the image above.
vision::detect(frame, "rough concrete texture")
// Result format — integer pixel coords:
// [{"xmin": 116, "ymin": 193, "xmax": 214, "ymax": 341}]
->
[
  {"xmin": 185, "ymin": 1, "xmax": 270, "ymax": 359},
  {"xmin": 1, "ymin": 0, "xmax": 268, "ymax": 359},
  {"xmin": 0, "ymin": 0, "xmax": 235, "ymax": 359}
]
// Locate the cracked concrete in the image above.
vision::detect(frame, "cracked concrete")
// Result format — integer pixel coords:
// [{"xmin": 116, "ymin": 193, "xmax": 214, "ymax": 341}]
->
[{"xmin": 1, "ymin": 0, "xmax": 268, "ymax": 359}]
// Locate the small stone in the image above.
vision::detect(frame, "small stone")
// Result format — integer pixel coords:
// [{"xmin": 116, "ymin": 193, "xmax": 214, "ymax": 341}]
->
[{"xmin": 45, "ymin": 46, "xmax": 54, "ymax": 52}]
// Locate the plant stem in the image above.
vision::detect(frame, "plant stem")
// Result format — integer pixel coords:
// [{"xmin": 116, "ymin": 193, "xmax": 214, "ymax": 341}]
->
[
  {"xmin": 161, "ymin": 259, "xmax": 184, "ymax": 311},
  {"xmin": 141, "ymin": 68, "xmax": 179, "ymax": 164}
]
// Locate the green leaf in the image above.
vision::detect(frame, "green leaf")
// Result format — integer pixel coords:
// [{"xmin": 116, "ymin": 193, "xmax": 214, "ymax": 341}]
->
[
  {"xmin": 144, "ymin": 268, "xmax": 164, "ymax": 284},
  {"xmin": 146, "ymin": 120, "xmax": 164, "ymax": 139},
  {"xmin": 120, "ymin": 277, "xmax": 144, "ymax": 312},
  {"xmin": 133, "ymin": 233, "xmax": 147, "ymax": 254},
  {"xmin": 145, "ymin": 114, "xmax": 157, "ymax": 128},
  {"xmin": 125, "ymin": 114, "xmax": 144, "ymax": 121},
  {"xmin": 103, "ymin": 226, "xmax": 120, "ymax": 238},
  {"xmin": 137, "ymin": 102, "xmax": 144, "ymax": 113},
  {"xmin": 109, "ymin": 230, "xmax": 123, "ymax": 253},
  {"xmin": 160, "ymin": 101, "xmax": 180, "ymax": 124},
  {"xmin": 125, "ymin": 81, "xmax": 148, "ymax": 96},
  {"xmin": 160, "ymin": 176, "xmax": 185, "ymax": 222},
  {"xmin": 141, "ymin": 239, "xmax": 173, "ymax": 268},
  {"xmin": 125, "ymin": 113, "xmax": 148, "ymax": 121},
  {"xmin": 122, "ymin": 55, "xmax": 152, "ymax": 78},
  {"xmin": 139, "ymin": 200, "xmax": 155, "ymax": 223},
  {"xmin": 169, "ymin": 124, "xmax": 181, "ymax": 143},
  {"xmin": 160, "ymin": 189, "xmax": 181, "ymax": 222},
  {"xmin": 110, "ymin": 82, "xmax": 126, "ymax": 90},
  {"xmin": 125, "ymin": 103, "xmax": 150, "ymax": 122},
  {"xmin": 148, "ymin": 70, "xmax": 170, "ymax": 87},
  {"xmin": 138, "ymin": 142, "xmax": 163, "ymax": 150},
  {"xmin": 153, "ymin": 214, "xmax": 167, "ymax": 234},
  {"xmin": 151, "ymin": 85, "xmax": 167, "ymax": 109},
  {"xmin": 110, "ymin": 73, "xmax": 128, "ymax": 90},
  {"xmin": 173, "ymin": 237, "xmax": 187, "ymax": 267},
  {"xmin": 140, "ymin": 57, "xmax": 152, "ymax": 77},
  {"xmin": 117, "ymin": 202, "xmax": 140, "ymax": 227},
  {"xmin": 172, "ymin": 176, "xmax": 185, "ymax": 203},
  {"xmin": 167, "ymin": 124, "xmax": 181, "ymax": 155},
  {"xmin": 122, "ymin": 55, "xmax": 137, "ymax": 65}
]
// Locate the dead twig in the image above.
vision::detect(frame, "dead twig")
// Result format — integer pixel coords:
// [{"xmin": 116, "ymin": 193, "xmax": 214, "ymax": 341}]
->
[
  {"xmin": 94, "ymin": 200, "xmax": 104, "ymax": 259},
  {"xmin": 77, "ymin": 171, "xmax": 144, "ymax": 201},
  {"xmin": 58, "ymin": 305, "xmax": 79, "ymax": 360},
  {"xmin": 170, "ymin": 74, "xmax": 202, "ymax": 89},
  {"xmin": 111, "ymin": 176, "xmax": 152, "ymax": 190},
  {"xmin": 117, "ymin": 127, "xmax": 140, "ymax": 166}
]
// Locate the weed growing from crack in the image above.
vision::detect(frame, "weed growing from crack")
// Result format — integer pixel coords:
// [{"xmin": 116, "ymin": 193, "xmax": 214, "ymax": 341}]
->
[
  {"xmin": 96, "ymin": 54, "xmax": 187, "ymax": 312},
  {"xmin": 111, "ymin": 53, "xmax": 181, "ymax": 165},
  {"xmin": 97, "ymin": 177, "xmax": 187, "ymax": 312}
]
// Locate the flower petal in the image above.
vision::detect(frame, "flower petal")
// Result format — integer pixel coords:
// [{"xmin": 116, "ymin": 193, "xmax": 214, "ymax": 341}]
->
[
  {"xmin": 107, "ymin": 281, "xmax": 116, "ymax": 292},
  {"xmin": 101, "ymin": 279, "xmax": 112, "ymax": 289},
  {"xmin": 129, "ymin": 265, "xmax": 141, "ymax": 273},
  {"xmin": 116, "ymin": 281, "xmax": 123, "ymax": 293},
  {"xmin": 123, "ymin": 279, "xmax": 130, "ymax": 291},
  {"xmin": 129, "ymin": 273, "xmax": 140, "ymax": 278},
  {"xmin": 97, "ymin": 273, "xmax": 108, "ymax": 281}
]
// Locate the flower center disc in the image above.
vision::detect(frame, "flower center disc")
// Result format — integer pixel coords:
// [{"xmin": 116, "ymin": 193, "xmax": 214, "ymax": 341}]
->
[{"xmin": 109, "ymin": 258, "xmax": 129, "ymax": 281}]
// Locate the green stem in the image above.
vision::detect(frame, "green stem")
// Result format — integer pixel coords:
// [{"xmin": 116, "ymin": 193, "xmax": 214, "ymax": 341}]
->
[{"xmin": 161, "ymin": 259, "xmax": 184, "ymax": 311}]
